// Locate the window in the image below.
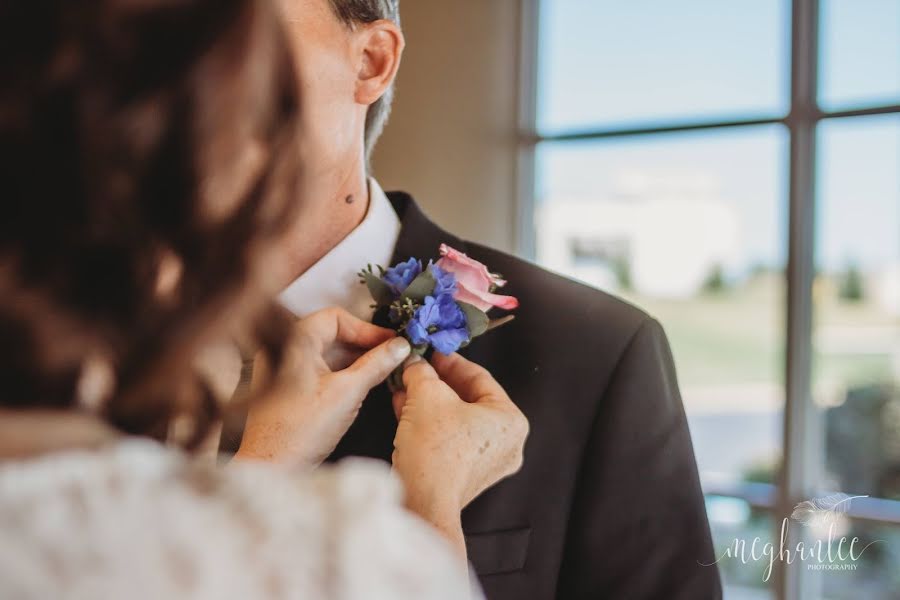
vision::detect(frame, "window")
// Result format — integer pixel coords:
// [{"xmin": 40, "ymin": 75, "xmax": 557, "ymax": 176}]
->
[
  {"xmin": 816, "ymin": 117, "xmax": 900, "ymax": 502},
  {"xmin": 819, "ymin": 0, "xmax": 900, "ymax": 111},
  {"xmin": 537, "ymin": 0, "xmax": 788, "ymax": 132},
  {"xmin": 525, "ymin": 1, "xmax": 900, "ymax": 598}
]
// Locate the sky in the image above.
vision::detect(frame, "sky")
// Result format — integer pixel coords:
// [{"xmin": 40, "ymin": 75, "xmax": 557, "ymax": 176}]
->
[{"xmin": 535, "ymin": 0, "xmax": 900, "ymax": 273}]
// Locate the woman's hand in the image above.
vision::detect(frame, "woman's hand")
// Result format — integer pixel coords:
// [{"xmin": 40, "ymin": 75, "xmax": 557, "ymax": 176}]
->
[
  {"xmin": 235, "ymin": 307, "xmax": 411, "ymax": 468},
  {"xmin": 391, "ymin": 352, "xmax": 529, "ymax": 557}
]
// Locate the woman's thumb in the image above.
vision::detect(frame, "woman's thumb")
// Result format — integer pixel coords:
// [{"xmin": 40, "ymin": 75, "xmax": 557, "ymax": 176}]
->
[{"xmin": 343, "ymin": 337, "xmax": 411, "ymax": 394}]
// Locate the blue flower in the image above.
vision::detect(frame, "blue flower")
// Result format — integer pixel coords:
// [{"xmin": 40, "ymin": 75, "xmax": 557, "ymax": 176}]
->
[
  {"xmin": 406, "ymin": 294, "xmax": 470, "ymax": 354},
  {"xmin": 430, "ymin": 263, "xmax": 457, "ymax": 297},
  {"xmin": 382, "ymin": 258, "xmax": 422, "ymax": 296}
]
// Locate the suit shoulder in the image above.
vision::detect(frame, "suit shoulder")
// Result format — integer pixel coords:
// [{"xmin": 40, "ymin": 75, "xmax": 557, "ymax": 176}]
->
[{"xmin": 464, "ymin": 242, "xmax": 652, "ymax": 342}]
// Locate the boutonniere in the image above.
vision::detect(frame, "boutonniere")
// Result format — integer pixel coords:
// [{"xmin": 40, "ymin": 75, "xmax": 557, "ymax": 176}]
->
[{"xmin": 359, "ymin": 244, "xmax": 518, "ymax": 385}]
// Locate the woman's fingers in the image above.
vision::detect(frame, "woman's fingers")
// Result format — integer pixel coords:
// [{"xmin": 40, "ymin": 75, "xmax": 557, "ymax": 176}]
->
[
  {"xmin": 341, "ymin": 337, "xmax": 411, "ymax": 396},
  {"xmin": 401, "ymin": 355, "xmax": 439, "ymax": 389},
  {"xmin": 304, "ymin": 307, "xmax": 396, "ymax": 350},
  {"xmin": 391, "ymin": 390, "xmax": 407, "ymax": 421},
  {"xmin": 431, "ymin": 352, "xmax": 506, "ymax": 405}
]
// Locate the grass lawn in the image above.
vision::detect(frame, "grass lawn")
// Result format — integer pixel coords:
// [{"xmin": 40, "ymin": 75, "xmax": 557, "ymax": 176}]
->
[{"xmin": 619, "ymin": 273, "xmax": 897, "ymax": 391}]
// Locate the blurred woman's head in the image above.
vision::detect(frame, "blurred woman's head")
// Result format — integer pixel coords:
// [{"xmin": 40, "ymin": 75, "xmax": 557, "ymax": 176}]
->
[{"xmin": 0, "ymin": 0, "xmax": 302, "ymax": 447}]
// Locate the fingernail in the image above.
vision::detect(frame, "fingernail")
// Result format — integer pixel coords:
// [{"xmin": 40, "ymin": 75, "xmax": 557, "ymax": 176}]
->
[{"xmin": 389, "ymin": 337, "xmax": 411, "ymax": 360}]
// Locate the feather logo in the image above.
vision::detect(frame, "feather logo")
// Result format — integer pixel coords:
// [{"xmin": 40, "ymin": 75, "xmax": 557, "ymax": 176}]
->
[{"xmin": 790, "ymin": 493, "xmax": 866, "ymax": 527}]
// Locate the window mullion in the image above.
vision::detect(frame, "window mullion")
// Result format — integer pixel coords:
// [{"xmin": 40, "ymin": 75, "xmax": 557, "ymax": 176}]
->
[
  {"xmin": 779, "ymin": 1, "xmax": 821, "ymax": 599},
  {"xmin": 515, "ymin": 0, "xmax": 541, "ymax": 261}
]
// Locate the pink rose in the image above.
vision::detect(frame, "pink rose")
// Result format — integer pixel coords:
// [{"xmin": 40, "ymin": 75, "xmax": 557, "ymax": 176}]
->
[{"xmin": 436, "ymin": 243, "xmax": 519, "ymax": 312}]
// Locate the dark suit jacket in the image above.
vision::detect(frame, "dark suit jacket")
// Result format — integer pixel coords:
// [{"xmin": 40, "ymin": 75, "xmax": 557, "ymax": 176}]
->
[{"xmin": 223, "ymin": 192, "xmax": 722, "ymax": 599}]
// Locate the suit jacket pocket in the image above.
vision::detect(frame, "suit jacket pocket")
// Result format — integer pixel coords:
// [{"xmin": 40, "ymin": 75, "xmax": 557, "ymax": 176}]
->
[{"xmin": 464, "ymin": 527, "xmax": 531, "ymax": 576}]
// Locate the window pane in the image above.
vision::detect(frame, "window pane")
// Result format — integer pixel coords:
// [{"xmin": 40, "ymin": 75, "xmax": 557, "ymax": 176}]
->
[
  {"xmin": 706, "ymin": 499, "xmax": 775, "ymax": 598},
  {"xmin": 820, "ymin": 520, "xmax": 900, "ymax": 599},
  {"xmin": 819, "ymin": 0, "xmax": 900, "ymax": 111},
  {"xmin": 535, "ymin": 126, "xmax": 787, "ymax": 492},
  {"xmin": 706, "ymin": 505, "xmax": 900, "ymax": 598},
  {"xmin": 816, "ymin": 116, "xmax": 900, "ymax": 502},
  {"xmin": 537, "ymin": 0, "xmax": 788, "ymax": 133}
]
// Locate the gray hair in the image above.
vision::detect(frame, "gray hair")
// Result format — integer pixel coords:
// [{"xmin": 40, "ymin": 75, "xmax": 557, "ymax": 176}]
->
[{"xmin": 327, "ymin": 0, "xmax": 400, "ymax": 164}]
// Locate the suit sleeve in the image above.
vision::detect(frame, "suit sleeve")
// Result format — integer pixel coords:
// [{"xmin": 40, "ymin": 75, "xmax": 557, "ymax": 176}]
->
[{"xmin": 555, "ymin": 318, "xmax": 722, "ymax": 599}]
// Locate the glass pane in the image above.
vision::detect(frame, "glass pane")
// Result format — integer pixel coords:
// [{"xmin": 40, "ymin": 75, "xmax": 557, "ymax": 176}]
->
[
  {"xmin": 706, "ymin": 499, "xmax": 774, "ymax": 598},
  {"xmin": 820, "ymin": 520, "xmax": 900, "ymax": 599},
  {"xmin": 819, "ymin": 0, "xmax": 900, "ymax": 111},
  {"xmin": 816, "ymin": 116, "xmax": 900, "ymax": 501},
  {"xmin": 705, "ymin": 504, "xmax": 900, "ymax": 598},
  {"xmin": 537, "ymin": 0, "xmax": 789, "ymax": 133},
  {"xmin": 535, "ymin": 126, "xmax": 787, "ymax": 491}
]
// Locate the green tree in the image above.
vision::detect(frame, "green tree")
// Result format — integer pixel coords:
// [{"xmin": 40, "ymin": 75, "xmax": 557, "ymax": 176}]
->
[
  {"xmin": 702, "ymin": 264, "xmax": 728, "ymax": 295},
  {"xmin": 611, "ymin": 256, "xmax": 632, "ymax": 292},
  {"xmin": 838, "ymin": 261, "xmax": 865, "ymax": 303}
]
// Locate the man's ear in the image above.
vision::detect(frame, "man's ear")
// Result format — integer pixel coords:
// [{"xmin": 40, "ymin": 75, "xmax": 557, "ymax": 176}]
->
[{"xmin": 354, "ymin": 20, "xmax": 404, "ymax": 107}]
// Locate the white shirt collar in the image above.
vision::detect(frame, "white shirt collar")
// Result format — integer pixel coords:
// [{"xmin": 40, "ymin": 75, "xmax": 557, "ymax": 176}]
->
[{"xmin": 279, "ymin": 178, "xmax": 401, "ymax": 320}]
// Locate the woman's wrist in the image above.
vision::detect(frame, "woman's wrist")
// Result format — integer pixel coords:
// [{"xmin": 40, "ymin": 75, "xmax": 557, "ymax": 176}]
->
[
  {"xmin": 232, "ymin": 430, "xmax": 320, "ymax": 469},
  {"xmin": 403, "ymin": 487, "xmax": 466, "ymax": 559},
  {"xmin": 411, "ymin": 503, "xmax": 466, "ymax": 559}
]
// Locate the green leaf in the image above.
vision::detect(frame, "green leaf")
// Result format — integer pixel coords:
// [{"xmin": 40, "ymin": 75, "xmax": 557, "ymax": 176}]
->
[
  {"xmin": 402, "ymin": 270, "xmax": 436, "ymax": 301},
  {"xmin": 458, "ymin": 301, "xmax": 489, "ymax": 338},
  {"xmin": 362, "ymin": 271, "xmax": 395, "ymax": 307},
  {"xmin": 487, "ymin": 314, "xmax": 516, "ymax": 332}
]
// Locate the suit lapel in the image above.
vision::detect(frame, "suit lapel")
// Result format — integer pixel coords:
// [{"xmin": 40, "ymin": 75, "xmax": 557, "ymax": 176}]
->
[{"xmin": 326, "ymin": 192, "xmax": 467, "ymax": 464}]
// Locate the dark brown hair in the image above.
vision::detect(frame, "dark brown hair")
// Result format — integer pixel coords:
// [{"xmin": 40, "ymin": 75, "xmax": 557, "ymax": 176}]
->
[
  {"xmin": 0, "ymin": 0, "xmax": 302, "ymax": 448},
  {"xmin": 327, "ymin": 0, "xmax": 400, "ymax": 162}
]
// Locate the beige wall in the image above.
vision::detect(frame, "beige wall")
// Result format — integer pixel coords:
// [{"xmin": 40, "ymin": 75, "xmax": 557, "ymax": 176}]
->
[{"xmin": 371, "ymin": 0, "xmax": 524, "ymax": 254}]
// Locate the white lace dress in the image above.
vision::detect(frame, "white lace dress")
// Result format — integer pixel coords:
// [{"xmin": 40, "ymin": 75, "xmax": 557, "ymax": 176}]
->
[{"xmin": 0, "ymin": 440, "xmax": 478, "ymax": 599}]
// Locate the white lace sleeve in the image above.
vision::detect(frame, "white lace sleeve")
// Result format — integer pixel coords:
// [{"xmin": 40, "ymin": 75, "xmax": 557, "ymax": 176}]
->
[
  {"xmin": 0, "ymin": 440, "xmax": 479, "ymax": 600},
  {"xmin": 305, "ymin": 458, "xmax": 481, "ymax": 599}
]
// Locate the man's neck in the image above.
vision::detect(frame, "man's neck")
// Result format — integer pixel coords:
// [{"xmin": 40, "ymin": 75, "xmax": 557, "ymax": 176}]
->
[{"xmin": 283, "ymin": 158, "xmax": 370, "ymax": 283}]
